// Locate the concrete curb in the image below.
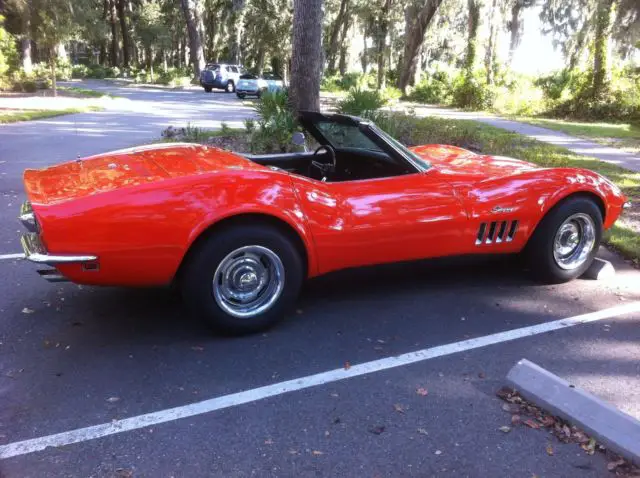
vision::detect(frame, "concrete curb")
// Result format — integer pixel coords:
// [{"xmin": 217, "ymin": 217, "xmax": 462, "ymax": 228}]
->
[
  {"xmin": 582, "ymin": 258, "xmax": 616, "ymax": 280},
  {"xmin": 506, "ymin": 359, "xmax": 640, "ymax": 465}
]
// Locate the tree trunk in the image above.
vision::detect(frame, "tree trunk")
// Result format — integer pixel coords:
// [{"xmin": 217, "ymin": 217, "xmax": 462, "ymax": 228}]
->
[
  {"xmin": 326, "ymin": 0, "xmax": 349, "ymax": 75},
  {"xmin": 21, "ymin": 1, "xmax": 33, "ymax": 73},
  {"xmin": 485, "ymin": 0, "xmax": 498, "ymax": 84},
  {"xmin": 361, "ymin": 32, "xmax": 369, "ymax": 72},
  {"xmin": 464, "ymin": 0, "xmax": 481, "ymax": 74},
  {"xmin": 337, "ymin": 14, "xmax": 352, "ymax": 75},
  {"xmin": 50, "ymin": 55, "xmax": 57, "ymax": 97},
  {"xmin": 108, "ymin": 0, "xmax": 119, "ymax": 67},
  {"xmin": 116, "ymin": 0, "xmax": 130, "ymax": 68},
  {"xmin": 376, "ymin": 0, "xmax": 392, "ymax": 90},
  {"xmin": 228, "ymin": 0, "xmax": 246, "ymax": 65},
  {"xmin": 397, "ymin": 0, "xmax": 443, "ymax": 93},
  {"xmin": 290, "ymin": 0, "xmax": 323, "ymax": 114},
  {"xmin": 592, "ymin": 0, "xmax": 616, "ymax": 98},
  {"xmin": 180, "ymin": 0, "xmax": 206, "ymax": 76}
]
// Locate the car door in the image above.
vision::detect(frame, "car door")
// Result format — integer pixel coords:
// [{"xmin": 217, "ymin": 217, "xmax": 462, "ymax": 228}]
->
[{"xmin": 290, "ymin": 172, "xmax": 469, "ymax": 275}]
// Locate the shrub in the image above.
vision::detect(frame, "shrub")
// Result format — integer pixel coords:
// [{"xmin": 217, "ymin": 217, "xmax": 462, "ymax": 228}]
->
[
  {"xmin": 409, "ymin": 72, "xmax": 453, "ymax": 104},
  {"xmin": 72, "ymin": 64, "xmax": 89, "ymax": 79},
  {"xmin": 248, "ymin": 90, "xmax": 299, "ymax": 153},
  {"xmin": 337, "ymin": 87, "xmax": 388, "ymax": 117},
  {"xmin": 321, "ymin": 72, "xmax": 377, "ymax": 92},
  {"xmin": 451, "ymin": 73, "xmax": 495, "ymax": 110}
]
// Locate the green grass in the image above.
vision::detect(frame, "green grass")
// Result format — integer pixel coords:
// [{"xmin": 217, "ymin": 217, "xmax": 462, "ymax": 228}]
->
[
  {"xmin": 58, "ymin": 86, "xmax": 116, "ymax": 98},
  {"xmin": 0, "ymin": 106, "xmax": 103, "ymax": 124},
  {"xmin": 389, "ymin": 115, "xmax": 640, "ymax": 262},
  {"xmin": 516, "ymin": 117, "xmax": 640, "ymax": 154},
  {"xmin": 161, "ymin": 124, "xmax": 245, "ymax": 142}
]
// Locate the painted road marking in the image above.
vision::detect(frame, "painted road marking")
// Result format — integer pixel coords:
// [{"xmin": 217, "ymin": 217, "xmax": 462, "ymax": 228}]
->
[
  {"xmin": 0, "ymin": 253, "xmax": 24, "ymax": 260},
  {"xmin": 1, "ymin": 301, "xmax": 639, "ymax": 460}
]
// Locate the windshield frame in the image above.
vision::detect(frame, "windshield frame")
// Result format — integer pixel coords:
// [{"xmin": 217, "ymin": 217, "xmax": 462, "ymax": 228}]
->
[{"xmin": 299, "ymin": 112, "xmax": 429, "ymax": 174}]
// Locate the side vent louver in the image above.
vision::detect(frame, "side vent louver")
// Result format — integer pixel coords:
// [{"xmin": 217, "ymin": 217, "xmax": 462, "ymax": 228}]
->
[{"xmin": 475, "ymin": 220, "xmax": 518, "ymax": 245}]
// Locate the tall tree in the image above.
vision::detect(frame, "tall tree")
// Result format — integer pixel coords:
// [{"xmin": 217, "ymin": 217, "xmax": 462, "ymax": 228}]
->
[
  {"xmin": 108, "ymin": 0, "xmax": 118, "ymax": 67},
  {"xmin": 116, "ymin": 0, "xmax": 130, "ymax": 68},
  {"xmin": 180, "ymin": 0, "xmax": 205, "ymax": 75},
  {"xmin": 228, "ymin": 0, "xmax": 245, "ymax": 64},
  {"xmin": 397, "ymin": 0, "xmax": 443, "ymax": 93},
  {"xmin": 325, "ymin": 0, "xmax": 349, "ymax": 75},
  {"xmin": 375, "ymin": 0, "xmax": 391, "ymax": 89},
  {"xmin": 592, "ymin": 0, "xmax": 616, "ymax": 98},
  {"xmin": 506, "ymin": 0, "xmax": 534, "ymax": 67},
  {"xmin": 484, "ymin": 0, "xmax": 498, "ymax": 84},
  {"xmin": 290, "ymin": 0, "xmax": 323, "ymax": 113},
  {"xmin": 464, "ymin": 0, "xmax": 481, "ymax": 73}
]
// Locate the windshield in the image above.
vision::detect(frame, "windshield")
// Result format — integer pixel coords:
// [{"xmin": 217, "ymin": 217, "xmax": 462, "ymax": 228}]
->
[
  {"xmin": 315, "ymin": 121, "xmax": 383, "ymax": 151},
  {"xmin": 371, "ymin": 125, "xmax": 431, "ymax": 170}
]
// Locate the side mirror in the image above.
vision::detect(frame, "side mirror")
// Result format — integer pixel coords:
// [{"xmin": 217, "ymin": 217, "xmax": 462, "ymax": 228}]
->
[{"xmin": 291, "ymin": 132, "xmax": 306, "ymax": 146}]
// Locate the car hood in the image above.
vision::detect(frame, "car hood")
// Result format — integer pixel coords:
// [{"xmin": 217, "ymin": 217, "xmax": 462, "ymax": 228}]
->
[
  {"xmin": 410, "ymin": 144, "xmax": 540, "ymax": 181},
  {"xmin": 24, "ymin": 143, "xmax": 260, "ymax": 204}
]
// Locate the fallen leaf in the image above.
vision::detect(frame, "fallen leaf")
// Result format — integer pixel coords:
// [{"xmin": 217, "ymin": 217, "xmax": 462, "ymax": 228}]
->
[
  {"xmin": 115, "ymin": 469, "xmax": 133, "ymax": 478},
  {"xmin": 324, "ymin": 430, "xmax": 330, "ymax": 437},
  {"xmin": 344, "ymin": 361, "xmax": 351, "ymax": 370},
  {"xmin": 330, "ymin": 393, "xmax": 339, "ymax": 398},
  {"xmin": 416, "ymin": 387, "xmax": 428, "ymax": 396},
  {"xmin": 581, "ymin": 437, "xmax": 596, "ymax": 455},
  {"xmin": 369, "ymin": 425, "xmax": 385, "ymax": 435},
  {"xmin": 312, "ymin": 450, "xmax": 324, "ymax": 456},
  {"xmin": 393, "ymin": 403, "xmax": 406, "ymax": 414},
  {"xmin": 288, "ymin": 449, "xmax": 299, "ymax": 455},
  {"xmin": 478, "ymin": 372, "xmax": 486, "ymax": 379},
  {"xmin": 499, "ymin": 426, "xmax": 511, "ymax": 433},
  {"xmin": 22, "ymin": 308, "xmax": 34, "ymax": 314},
  {"xmin": 191, "ymin": 346, "xmax": 204, "ymax": 351},
  {"xmin": 435, "ymin": 450, "xmax": 442, "ymax": 455},
  {"xmin": 607, "ymin": 458, "xmax": 625, "ymax": 471},
  {"xmin": 524, "ymin": 419, "xmax": 540, "ymax": 429},
  {"xmin": 417, "ymin": 428, "xmax": 428, "ymax": 435},
  {"xmin": 540, "ymin": 416, "xmax": 555, "ymax": 427},
  {"xmin": 546, "ymin": 443, "xmax": 554, "ymax": 456},
  {"xmin": 502, "ymin": 403, "xmax": 520, "ymax": 413},
  {"xmin": 106, "ymin": 397, "xmax": 120, "ymax": 403},
  {"xmin": 264, "ymin": 438, "xmax": 274, "ymax": 445},
  {"xmin": 511, "ymin": 415, "xmax": 521, "ymax": 425}
]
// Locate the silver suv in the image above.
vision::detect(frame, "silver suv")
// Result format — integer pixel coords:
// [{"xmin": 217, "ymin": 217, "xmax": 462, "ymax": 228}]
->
[{"xmin": 200, "ymin": 63, "xmax": 245, "ymax": 93}]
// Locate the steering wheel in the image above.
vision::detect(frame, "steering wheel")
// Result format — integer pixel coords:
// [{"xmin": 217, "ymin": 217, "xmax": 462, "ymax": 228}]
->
[{"xmin": 310, "ymin": 145, "xmax": 337, "ymax": 178}]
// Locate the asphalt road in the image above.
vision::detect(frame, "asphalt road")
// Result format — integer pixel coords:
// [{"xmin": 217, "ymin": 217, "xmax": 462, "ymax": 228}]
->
[
  {"xmin": 0, "ymin": 80, "xmax": 255, "ymax": 166},
  {"xmin": 1, "ymin": 82, "xmax": 640, "ymax": 477}
]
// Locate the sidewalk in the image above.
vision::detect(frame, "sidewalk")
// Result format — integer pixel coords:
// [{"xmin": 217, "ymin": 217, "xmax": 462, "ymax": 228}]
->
[{"xmin": 405, "ymin": 104, "xmax": 640, "ymax": 173}]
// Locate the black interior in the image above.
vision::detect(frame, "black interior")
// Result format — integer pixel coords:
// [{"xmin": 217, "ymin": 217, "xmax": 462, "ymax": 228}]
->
[{"xmin": 243, "ymin": 148, "xmax": 412, "ymax": 182}]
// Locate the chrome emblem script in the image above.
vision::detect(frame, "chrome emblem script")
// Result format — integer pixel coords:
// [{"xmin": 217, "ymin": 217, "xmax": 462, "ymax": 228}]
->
[{"xmin": 492, "ymin": 206, "xmax": 515, "ymax": 213}]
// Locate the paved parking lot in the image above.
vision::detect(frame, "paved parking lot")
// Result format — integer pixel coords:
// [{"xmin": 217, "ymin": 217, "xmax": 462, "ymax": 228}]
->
[{"xmin": 1, "ymin": 84, "xmax": 640, "ymax": 477}]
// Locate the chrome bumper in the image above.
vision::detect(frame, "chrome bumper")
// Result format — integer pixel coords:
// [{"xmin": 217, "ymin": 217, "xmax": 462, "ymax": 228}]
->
[{"xmin": 21, "ymin": 233, "xmax": 98, "ymax": 265}]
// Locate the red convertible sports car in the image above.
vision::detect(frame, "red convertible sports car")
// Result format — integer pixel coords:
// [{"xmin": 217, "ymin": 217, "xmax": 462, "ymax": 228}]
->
[{"xmin": 19, "ymin": 112, "xmax": 628, "ymax": 333}]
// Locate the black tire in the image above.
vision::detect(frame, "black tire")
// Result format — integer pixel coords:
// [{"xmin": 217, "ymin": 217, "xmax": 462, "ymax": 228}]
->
[
  {"xmin": 225, "ymin": 81, "xmax": 235, "ymax": 93},
  {"xmin": 204, "ymin": 86, "xmax": 212, "ymax": 93},
  {"xmin": 180, "ymin": 224, "xmax": 304, "ymax": 335},
  {"xmin": 236, "ymin": 93, "xmax": 245, "ymax": 99},
  {"xmin": 525, "ymin": 196, "xmax": 603, "ymax": 283}
]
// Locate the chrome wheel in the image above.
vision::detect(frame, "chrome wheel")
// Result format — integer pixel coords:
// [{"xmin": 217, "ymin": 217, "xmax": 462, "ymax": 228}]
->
[
  {"xmin": 552, "ymin": 213, "xmax": 596, "ymax": 270},
  {"xmin": 212, "ymin": 245, "xmax": 285, "ymax": 319}
]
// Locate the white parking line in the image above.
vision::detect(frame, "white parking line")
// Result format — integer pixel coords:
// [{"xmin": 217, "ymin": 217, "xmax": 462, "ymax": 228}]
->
[
  {"xmin": 0, "ymin": 253, "xmax": 24, "ymax": 260},
  {"xmin": 1, "ymin": 301, "xmax": 639, "ymax": 460}
]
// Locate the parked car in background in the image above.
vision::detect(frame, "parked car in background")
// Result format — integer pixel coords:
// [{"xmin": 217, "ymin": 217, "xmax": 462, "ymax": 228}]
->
[
  {"xmin": 236, "ymin": 72, "xmax": 285, "ymax": 99},
  {"xmin": 199, "ymin": 63, "xmax": 245, "ymax": 93}
]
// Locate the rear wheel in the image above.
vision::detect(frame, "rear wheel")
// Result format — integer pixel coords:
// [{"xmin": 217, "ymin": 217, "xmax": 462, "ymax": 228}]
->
[
  {"xmin": 225, "ymin": 81, "xmax": 235, "ymax": 93},
  {"xmin": 525, "ymin": 196, "xmax": 603, "ymax": 283},
  {"xmin": 204, "ymin": 86, "xmax": 212, "ymax": 93},
  {"xmin": 236, "ymin": 93, "xmax": 245, "ymax": 99},
  {"xmin": 180, "ymin": 224, "xmax": 304, "ymax": 334}
]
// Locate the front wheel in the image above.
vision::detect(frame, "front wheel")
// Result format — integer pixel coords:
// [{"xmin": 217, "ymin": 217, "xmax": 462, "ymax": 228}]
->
[
  {"xmin": 236, "ymin": 93, "xmax": 245, "ymax": 99},
  {"xmin": 180, "ymin": 224, "xmax": 304, "ymax": 334},
  {"xmin": 225, "ymin": 81, "xmax": 235, "ymax": 93},
  {"xmin": 204, "ymin": 86, "xmax": 212, "ymax": 93},
  {"xmin": 525, "ymin": 196, "xmax": 603, "ymax": 283}
]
